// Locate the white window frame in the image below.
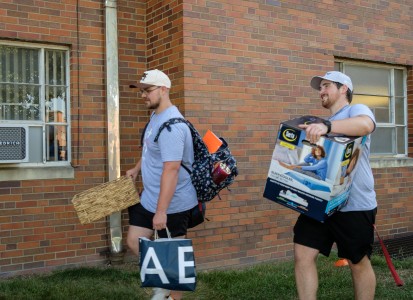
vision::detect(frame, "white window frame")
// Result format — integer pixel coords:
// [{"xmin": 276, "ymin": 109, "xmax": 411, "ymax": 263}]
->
[
  {"xmin": 0, "ymin": 41, "xmax": 73, "ymax": 180},
  {"xmin": 335, "ymin": 60, "xmax": 408, "ymax": 157}
]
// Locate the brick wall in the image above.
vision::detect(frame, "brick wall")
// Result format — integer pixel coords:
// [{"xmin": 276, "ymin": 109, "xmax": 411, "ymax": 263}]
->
[
  {"xmin": 408, "ymin": 68, "xmax": 413, "ymax": 155},
  {"xmin": 1, "ymin": 0, "xmax": 413, "ymax": 276},
  {"xmin": 0, "ymin": 0, "xmax": 123, "ymax": 276},
  {"xmin": 179, "ymin": 0, "xmax": 413, "ymax": 269}
]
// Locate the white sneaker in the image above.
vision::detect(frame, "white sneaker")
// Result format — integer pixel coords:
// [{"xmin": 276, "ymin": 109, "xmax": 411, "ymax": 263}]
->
[{"xmin": 151, "ymin": 288, "xmax": 170, "ymax": 300}]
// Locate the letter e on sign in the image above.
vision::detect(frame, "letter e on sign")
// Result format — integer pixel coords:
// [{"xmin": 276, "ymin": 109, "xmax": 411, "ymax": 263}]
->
[{"xmin": 178, "ymin": 246, "xmax": 195, "ymax": 284}]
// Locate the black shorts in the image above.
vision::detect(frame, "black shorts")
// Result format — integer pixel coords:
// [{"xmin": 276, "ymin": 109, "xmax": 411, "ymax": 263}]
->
[
  {"xmin": 293, "ymin": 208, "xmax": 377, "ymax": 264},
  {"xmin": 128, "ymin": 202, "xmax": 191, "ymax": 238}
]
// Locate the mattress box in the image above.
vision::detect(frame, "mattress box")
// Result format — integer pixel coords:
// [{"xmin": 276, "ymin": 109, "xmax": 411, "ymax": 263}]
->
[{"xmin": 263, "ymin": 116, "xmax": 366, "ymax": 222}]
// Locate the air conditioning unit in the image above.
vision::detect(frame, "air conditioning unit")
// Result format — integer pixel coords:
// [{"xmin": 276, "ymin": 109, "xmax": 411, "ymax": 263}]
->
[{"xmin": 0, "ymin": 125, "xmax": 29, "ymax": 163}]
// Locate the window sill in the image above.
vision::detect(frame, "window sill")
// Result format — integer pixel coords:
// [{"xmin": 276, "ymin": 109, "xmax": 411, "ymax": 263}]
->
[
  {"xmin": 0, "ymin": 164, "xmax": 75, "ymax": 181},
  {"xmin": 370, "ymin": 156, "xmax": 413, "ymax": 169}
]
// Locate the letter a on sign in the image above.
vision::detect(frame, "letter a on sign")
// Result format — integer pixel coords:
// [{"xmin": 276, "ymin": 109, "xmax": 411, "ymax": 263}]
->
[{"xmin": 140, "ymin": 247, "xmax": 170, "ymax": 284}]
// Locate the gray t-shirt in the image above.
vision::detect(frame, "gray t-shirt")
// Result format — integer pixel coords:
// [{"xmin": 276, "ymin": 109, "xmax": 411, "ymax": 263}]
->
[
  {"xmin": 141, "ymin": 106, "xmax": 197, "ymax": 213},
  {"xmin": 329, "ymin": 104, "xmax": 377, "ymax": 212}
]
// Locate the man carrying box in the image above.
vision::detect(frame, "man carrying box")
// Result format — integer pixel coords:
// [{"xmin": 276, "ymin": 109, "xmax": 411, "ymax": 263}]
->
[{"xmin": 293, "ymin": 71, "xmax": 377, "ymax": 300}]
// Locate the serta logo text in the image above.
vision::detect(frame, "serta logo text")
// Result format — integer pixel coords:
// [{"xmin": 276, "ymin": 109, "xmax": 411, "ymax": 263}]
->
[
  {"xmin": 344, "ymin": 147, "xmax": 352, "ymax": 159},
  {"xmin": 282, "ymin": 129, "xmax": 297, "ymax": 143},
  {"xmin": 278, "ymin": 125, "xmax": 300, "ymax": 146},
  {"xmin": 343, "ymin": 142, "xmax": 355, "ymax": 161}
]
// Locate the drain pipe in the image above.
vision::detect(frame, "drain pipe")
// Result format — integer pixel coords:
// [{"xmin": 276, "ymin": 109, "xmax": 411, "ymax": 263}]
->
[{"xmin": 104, "ymin": 0, "xmax": 123, "ymax": 262}]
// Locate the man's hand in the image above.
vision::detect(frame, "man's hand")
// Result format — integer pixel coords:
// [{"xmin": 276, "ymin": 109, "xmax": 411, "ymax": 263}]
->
[
  {"xmin": 126, "ymin": 167, "xmax": 140, "ymax": 181},
  {"xmin": 298, "ymin": 123, "xmax": 329, "ymax": 144},
  {"xmin": 153, "ymin": 211, "xmax": 167, "ymax": 230}
]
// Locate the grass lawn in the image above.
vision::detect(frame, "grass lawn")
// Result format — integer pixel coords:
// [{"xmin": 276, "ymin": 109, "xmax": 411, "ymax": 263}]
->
[{"xmin": 0, "ymin": 254, "xmax": 412, "ymax": 300}]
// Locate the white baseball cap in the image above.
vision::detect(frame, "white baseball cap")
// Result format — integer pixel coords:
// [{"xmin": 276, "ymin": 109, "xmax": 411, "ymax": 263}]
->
[
  {"xmin": 310, "ymin": 71, "xmax": 353, "ymax": 92},
  {"xmin": 129, "ymin": 69, "xmax": 171, "ymax": 89}
]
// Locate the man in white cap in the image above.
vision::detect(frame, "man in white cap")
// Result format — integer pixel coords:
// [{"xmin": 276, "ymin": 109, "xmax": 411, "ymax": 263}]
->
[
  {"xmin": 293, "ymin": 71, "xmax": 377, "ymax": 300},
  {"xmin": 126, "ymin": 69, "xmax": 198, "ymax": 300}
]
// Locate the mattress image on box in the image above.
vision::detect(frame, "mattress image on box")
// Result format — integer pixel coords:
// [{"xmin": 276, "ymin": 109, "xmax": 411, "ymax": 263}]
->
[
  {"xmin": 279, "ymin": 190, "xmax": 308, "ymax": 207},
  {"xmin": 285, "ymin": 171, "xmax": 331, "ymax": 193},
  {"xmin": 268, "ymin": 160, "xmax": 332, "ymax": 200}
]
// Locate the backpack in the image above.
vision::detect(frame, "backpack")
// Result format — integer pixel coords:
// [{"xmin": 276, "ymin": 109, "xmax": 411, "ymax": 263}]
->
[
  {"xmin": 153, "ymin": 118, "xmax": 238, "ymax": 203},
  {"xmin": 141, "ymin": 117, "xmax": 238, "ymax": 227}
]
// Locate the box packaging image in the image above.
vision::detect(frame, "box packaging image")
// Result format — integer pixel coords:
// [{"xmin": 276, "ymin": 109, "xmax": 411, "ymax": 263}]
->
[{"xmin": 263, "ymin": 115, "xmax": 366, "ymax": 222}]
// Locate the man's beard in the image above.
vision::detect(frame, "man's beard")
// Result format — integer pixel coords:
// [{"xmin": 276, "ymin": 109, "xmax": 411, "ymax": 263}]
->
[
  {"xmin": 321, "ymin": 95, "xmax": 332, "ymax": 109},
  {"xmin": 147, "ymin": 99, "xmax": 160, "ymax": 110}
]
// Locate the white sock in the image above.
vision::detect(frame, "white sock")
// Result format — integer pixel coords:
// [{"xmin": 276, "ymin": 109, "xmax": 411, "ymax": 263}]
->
[{"xmin": 151, "ymin": 288, "xmax": 170, "ymax": 300}]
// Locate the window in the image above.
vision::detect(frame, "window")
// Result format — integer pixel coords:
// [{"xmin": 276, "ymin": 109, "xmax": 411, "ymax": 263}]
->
[
  {"xmin": 335, "ymin": 61, "xmax": 407, "ymax": 156},
  {"xmin": 0, "ymin": 41, "xmax": 70, "ymax": 165}
]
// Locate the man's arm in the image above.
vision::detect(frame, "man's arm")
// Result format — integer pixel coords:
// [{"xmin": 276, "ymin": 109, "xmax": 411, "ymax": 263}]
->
[
  {"xmin": 152, "ymin": 160, "xmax": 181, "ymax": 230},
  {"xmin": 330, "ymin": 115, "xmax": 375, "ymax": 136},
  {"xmin": 299, "ymin": 115, "xmax": 375, "ymax": 144}
]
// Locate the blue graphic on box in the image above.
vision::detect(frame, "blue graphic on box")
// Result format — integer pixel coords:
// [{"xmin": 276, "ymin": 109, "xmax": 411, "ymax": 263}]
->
[
  {"xmin": 280, "ymin": 190, "xmax": 308, "ymax": 207},
  {"xmin": 286, "ymin": 172, "xmax": 331, "ymax": 193},
  {"xmin": 263, "ymin": 178, "xmax": 330, "ymax": 221},
  {"xmin": 325, "ymin": 187, "xmax": 351, "ymax": 213}
]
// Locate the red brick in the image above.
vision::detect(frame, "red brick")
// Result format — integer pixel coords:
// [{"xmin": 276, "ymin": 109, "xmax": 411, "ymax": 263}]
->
[{"xmin": 0, "ymin": 0, "xmax": 412, "ymax": 278}]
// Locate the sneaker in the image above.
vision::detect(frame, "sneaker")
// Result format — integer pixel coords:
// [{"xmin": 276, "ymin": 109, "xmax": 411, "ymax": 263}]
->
[{"xmin": 151, "ymin": 288, "xmax": 170, "ymax": 300}]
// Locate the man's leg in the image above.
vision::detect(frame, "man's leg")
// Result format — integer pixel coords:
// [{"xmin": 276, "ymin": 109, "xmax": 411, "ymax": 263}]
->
[
  {"xmin": 294, "ymin": 243, "xmax": 319, "ymax": 300},
  {"xmin": 333, "ymin": 209, "xmax": 376, "ymax": 300},
  {"xmin": 126, "ymin": 225, "xmax": 153, "ymax": 256},
  {"xmin": 127, "ymin": 226, "xmax": 171, "ymax": 300},
  {"xmin": 348, "ymin": 255, "xmax": 376, "ymax": 300},
  {"xmin": 128, "ymin": 227, "xmax": 186, "ymax": 300}
]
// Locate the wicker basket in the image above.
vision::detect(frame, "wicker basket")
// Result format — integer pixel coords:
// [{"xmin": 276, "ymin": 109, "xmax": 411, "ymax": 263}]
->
[{"xmin": 72, "ymin": 176, "xmax": 140, "ymax": 225}]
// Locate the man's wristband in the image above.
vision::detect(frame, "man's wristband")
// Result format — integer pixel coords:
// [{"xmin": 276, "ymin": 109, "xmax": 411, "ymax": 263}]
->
[{"xmin": 322, "ymin": 120, "xmax": 332, "ymax": 134}]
